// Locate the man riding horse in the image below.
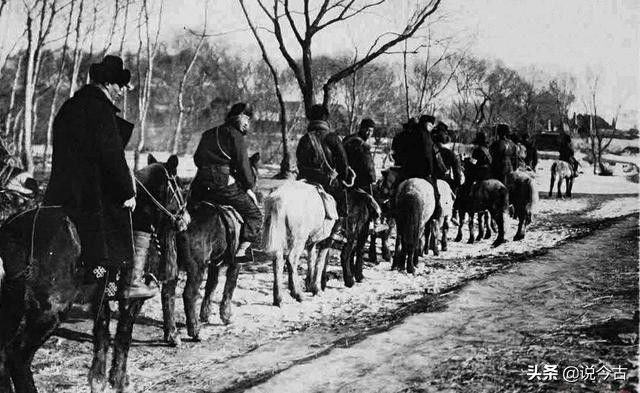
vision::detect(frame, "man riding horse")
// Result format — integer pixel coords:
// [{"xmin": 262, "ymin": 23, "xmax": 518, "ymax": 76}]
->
[
  {"xmin": 432, "ymin": 121, "xmax": 463, "ymax": 192},
  {"xmin": 489, "ymin": 123, "xmax": 515, "ymax": 184},
  {"xmin": 44, "ymin": 55, "xmax": 156, "ymax": 299},
  {"xmin": 343, "ymin": 118, "xmax": 382, "ymax": 217},
  {"xmin": 558, "ymin": 132, "xmax": 580, "ymax": 172},
  {"xmin": 190, "ymin": 103, "xmax": 263, "ymax": 263},
  {"xmin": 296, "ymin": 104, "xmax": 355, "ymax": 237}
]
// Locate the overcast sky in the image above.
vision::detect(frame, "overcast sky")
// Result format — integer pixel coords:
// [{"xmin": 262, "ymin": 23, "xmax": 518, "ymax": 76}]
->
[
  {"xmin": 157, "ymin": 0, "xmax": 639, "ymax": 128},
  {"xmin": 2, "ymin": 0, "xmax": 637, "ymax": 127}
]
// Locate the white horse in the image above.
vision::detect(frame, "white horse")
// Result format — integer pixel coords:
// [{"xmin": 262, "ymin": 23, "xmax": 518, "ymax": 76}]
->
[{"xmin": 262, "ymin": 181, "xmax": 336, "ymax": 306}]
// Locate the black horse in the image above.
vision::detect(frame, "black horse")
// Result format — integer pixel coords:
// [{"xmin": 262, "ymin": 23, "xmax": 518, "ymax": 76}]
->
[
  {"xmin": 0, "ymin": 161, "xmax": 39, "ymax": 223},
  {"xmin": 0, "ymin": 155, "xmax": 187, "ymax": 393},
  {"xmin": 164, "ymin": 152, "xmax": 260, "ymax": 344}
]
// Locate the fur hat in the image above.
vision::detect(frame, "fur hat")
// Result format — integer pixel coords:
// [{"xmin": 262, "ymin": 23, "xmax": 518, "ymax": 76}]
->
[
  {"xmin": 496, "ymin": 123, "xmax": 510, "ymax": 137},
  {"xmin": 89, "ymin": 55, "xmax": 131, "ymax": 87}
]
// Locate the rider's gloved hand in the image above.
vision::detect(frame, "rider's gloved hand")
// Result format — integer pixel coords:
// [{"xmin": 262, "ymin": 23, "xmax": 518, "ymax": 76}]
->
[
  {"xmin": 246, "ymin": 189, "xmax": 258, "ymax": 206},
  {"xmin": 123, "ymin": 196, "xmax": 136, "ymax": 211}
]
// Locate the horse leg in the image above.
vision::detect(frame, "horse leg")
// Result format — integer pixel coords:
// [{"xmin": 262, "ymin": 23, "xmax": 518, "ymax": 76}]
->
[
  {"xmin": 557, "ymin": 177, "xmax": 563, "ymax": 199},
  {"xmin": 219, "ymin": 259, "xmax": 240, "ymax": 325},
  {"xmin": 109, "ymin": 299, "xmax": 144, "ymax": 393},
  {"xmin": 467, "ymin": 211, "xmax": 475, "ymax": 244},
  {"xmin": 161, "ymin": 277, "xmax": 181, "ymax": 347},
  {"xmin": 286, "ymin": 242, "xmax": 304, "ymax": 302},
  {"xmin": 514, "ymin": 214, "xmax": 525, "ymax": 241},
  {"xmin": 305, "ymin": 244, "xmax": 317, "ymax": 292},
  {"xmin": 6, "ymin": 312, "xmax": 59, "ymax": 393},
  {"xmin": 368, "ymin": 230, "xmax": 377, "ymax": 264},
  {"xmin": 272, "ymin": 251, "xmax": 285, "ymax": 307},
  {"xmin": 476, "ymin": 212, "xmax": 485, "ymax": 241},
  {"xmin": 430, "ymin": 220, "xmax": 440, "ymax": 257},
  {"xmin": 567, "ymin": 178, "xmax": 573, "ymax": 198},
  {"xmin": 200, "ymin": 261, "xmax": 220, "ymax": 324},
  {"xmin": 381, "ymin": 222, "xmax": 392, "ymax": 261},
  {"xmin": 183, "ymin": 261, "xmax": 205, "ymax": 341},
  {"xmin": 89, "ymin": 295, "xmax": 111, "ymax": 393},
  {"xmin": 354, "ymin": 223, "xmax": 369, "ymax": 283},
  {"xmin": 455, "ymin": 211, "xmax": 464, "ymax": 242},
  {"xmin": 406, "ymin": 245, "xmax": 416, "ymax": 274},
  {"xmin": 441, "ymin": 216, "xmax": 449, "ymax": 252},
  {"xmin": 391, "ymin": 234, "xmax": 402, "ymax": 271},
  {"xmin": 314, "ymin": 245, "xmax": 331, "ymax": 295},
  {"xmin": 492, "ymin": 210, "xmax": 507, "ymax": 247},
  {"xmin": 340, "ymin": 235, "xmax": 355, "ymax": 288},
  {"xmin": 549, "ymin": 173, "xmax": 555, "ymax": 197},
  {"xmin": 485, "ymin": 212, "xmax": 494, "ymax": 239}
]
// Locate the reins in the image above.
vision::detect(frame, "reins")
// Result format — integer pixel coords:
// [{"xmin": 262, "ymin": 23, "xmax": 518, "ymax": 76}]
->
[{"xmin": 134, "ymin": 165, "xmax": 186, "ymax": 224}]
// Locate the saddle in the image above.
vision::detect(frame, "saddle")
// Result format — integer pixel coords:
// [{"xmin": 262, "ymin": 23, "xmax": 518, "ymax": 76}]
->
[{"xmin": 303, "ymin": 181, "xmax": 338, "ymax": 220}]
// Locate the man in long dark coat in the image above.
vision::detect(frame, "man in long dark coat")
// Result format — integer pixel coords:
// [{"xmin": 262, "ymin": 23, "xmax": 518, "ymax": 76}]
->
[
  {"xmin": 343, "ymin": 118, "xmax": 381, "ymax": 219},
  {"xmin": 296, "ymin": 104, "xmax": 353, "ymax": 215},
  {"xmin": 489, "ymin": 123, "xmax": 515, "ymax": 184},
  {"xmin": 432, "ymin": 122, "xmax": 463, "ymax": 192},
  {"xmin": 469, "ymin": 131, "xmax": 492, "ymax": 182},
  {"xmin": 405, "ymin": 114, "xmax": 442, "ymax": 213},
  {"xmin": 44, "ymin": 55, "xmax": 156, "ymax": 299},
  {"xmin": 191, "ymin": 103, "xmax": 263, "ymax": 262}
]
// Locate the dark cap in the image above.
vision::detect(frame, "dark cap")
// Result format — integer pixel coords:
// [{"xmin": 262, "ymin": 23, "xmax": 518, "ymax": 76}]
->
[
  {"xmin": 359, "ymin": 118, "xmax": 376, "ymax": 130},
  {"xmin": 418, "ymin": 114, "xmax": 436, "ymax": 126},
  {"xmin": 227, "ymin": 102, "xmax": 253, "ymax": 119},
  {"xmin": 496, "ymin": 123, "xmax": 510, "ymax": 137},
  {"xmin": 89, "ymin": 55, "xmax": 131, "ymax": 87}
]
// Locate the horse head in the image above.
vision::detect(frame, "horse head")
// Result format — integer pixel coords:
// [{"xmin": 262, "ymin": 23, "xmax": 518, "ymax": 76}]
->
[
  {"xmin": 137, "ymin": 154, "xmax": 190, "ymax": 232},
  {"xmin": 379, "ymin": 167, "xmax": 402, "ymax": 201}
]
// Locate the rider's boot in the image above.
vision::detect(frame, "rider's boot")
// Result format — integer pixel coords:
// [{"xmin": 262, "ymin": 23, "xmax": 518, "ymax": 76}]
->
[
  {"xmin": 235, "ymin": 241, "xmax": 254, "ymax": 263},
  {"xmin": 119, "ymin": 231, "xmax": 158, "ymax": 300}
]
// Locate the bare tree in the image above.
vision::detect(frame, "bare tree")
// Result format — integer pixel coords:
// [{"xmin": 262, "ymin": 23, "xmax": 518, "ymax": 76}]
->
[
  {"xmin": 4, "ymin": 55, "xmax": 23, "ymax": 147},
  {"xmin": 252, "ymin": 0, "xmax": 441, "ymax": 116},
  {"xmin": 22, "ymin": 0, "xmax": 57, "ymax": 171},
  {"xmin": 44, "ymin": 0, "xmax": 76, "ymax": 167},
  {"xmin": 240, "ymin": 0, "xmax": 294, "ymax": 177},
  {"xmin": 69, "ymin": 0, "xmax": 85, "ymax": 97},
  {"xmin": 134, "ymin": 0, "xmax": 164, "ymax": 169},
  {"xmin": 172, "ymin": 0, "xmax": 210, "ymax": 154}
]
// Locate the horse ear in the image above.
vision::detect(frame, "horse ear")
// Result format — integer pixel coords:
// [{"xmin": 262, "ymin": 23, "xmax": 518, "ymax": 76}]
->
[
  {"xmin": 147, "ymin": 154, "xmax": 157, "ymax": 164},
  {"xmin": 166, "ymin": 155, "xmax": 179, "ymax": 173},
  {"xmin": 250, "ymin": 152, "xmax": 260, "ymax": 165}
]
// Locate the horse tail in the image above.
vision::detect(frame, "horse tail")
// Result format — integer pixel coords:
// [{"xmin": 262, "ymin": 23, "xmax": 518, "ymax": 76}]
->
[
  {"xmin": 397, "ymin": 192, "xmax": 422, "ymax": 248},
  {"xmin": 525, "ymin": 176, "xmax": 538, "ymax": 224},
  {"xmin": 262, "ymin": 195, "xmax": 287, "ymax": 255}
]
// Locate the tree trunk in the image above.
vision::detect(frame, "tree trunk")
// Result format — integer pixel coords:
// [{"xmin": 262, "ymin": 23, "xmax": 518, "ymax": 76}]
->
[
  {"xmin": 23, "ymin": 15, "xmax": 38, "ymax": 172},
  {"xmin": 4, "ymin": 55, "xmax": 22, "ymax": 141},
  {"xmin": 69, "ymin": 0, "xmax": 85, "ymax": 97}
]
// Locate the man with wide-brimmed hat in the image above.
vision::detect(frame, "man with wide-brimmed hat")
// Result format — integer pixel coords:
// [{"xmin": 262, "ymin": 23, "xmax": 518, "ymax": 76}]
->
[
  {"xmin": 489, "ymin": 123, "xmax": 515, "ymax": 184},
  {"xmin": 44, "ymin": 55, "xmax": 158, "ymax": 299},
  {"xmin": 191, "ymin": 102, "xmax": 263, "ymax": 262}
]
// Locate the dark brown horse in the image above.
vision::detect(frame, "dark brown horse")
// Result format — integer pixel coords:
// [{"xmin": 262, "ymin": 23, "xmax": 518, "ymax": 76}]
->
[
  {"xmin": 0, "ymin": 156, "xmax": 187, "ymax": 393},
  {"xmin": 166, "ymin": 153, "xmax": 260, "ymax": 343}
]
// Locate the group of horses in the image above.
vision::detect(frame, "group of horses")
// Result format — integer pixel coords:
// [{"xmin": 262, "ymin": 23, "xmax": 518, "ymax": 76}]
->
[{"xmin": 0, "ymin": 149, "xmax": 580, "ymax": 393}]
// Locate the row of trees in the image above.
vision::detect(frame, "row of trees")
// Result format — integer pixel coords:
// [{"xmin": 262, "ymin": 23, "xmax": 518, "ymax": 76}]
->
[{"xmin": 0, "ymin": 0, "xmax": 619, "ymax": 176}]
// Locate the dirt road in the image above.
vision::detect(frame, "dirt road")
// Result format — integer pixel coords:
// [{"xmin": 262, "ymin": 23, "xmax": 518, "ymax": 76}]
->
[{"xmin": 30, "ymin": 162, "xmax": 638, "ymax": 393}]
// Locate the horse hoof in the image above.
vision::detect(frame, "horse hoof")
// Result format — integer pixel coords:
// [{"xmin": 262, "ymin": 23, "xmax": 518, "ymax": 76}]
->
[
  {"xmin": 441, "ymin": 245, "xmax": 448, "ymax": 252},
  {"xmin": 492, "ymin": 238, "xmax": 506, "ymax": 247},
  {"xmin": 199, "ymin": 314, "xmax": 210, "ymax": 324},
  {"xmin": 382, "ymin": 251, "xmax": 391, "ymax": 261},
  {"xmin": 89, "ymin": 377, "xmax": 108, "ymax": 393},
  {"xmin": 467, "ymin": 238, "xmax": 475, "ymax": 244},
  {"xmin": 344, "ymin": 278, "xmax": 355, "ymax": 288},
  {"xmin": 513, "ymin": 233, "xmax": 525, "ymax": 241},
  {"xmin": 293, "ymin": 293, "xmax": 303, "ymax": 303},
  {"xmin": 167, "ymin": 335, "xmax": 182, "ymax": 348},
  {"xmin": 273, "ymin": 297, "xmax": 282, "ymax": 307},
  {"xmin": 476, "ymin": 234, "xmax": 484, "ymax": 241},
  {"xmin": 484, "ymin": 232, "xmax": 492, "ymax": 239}
]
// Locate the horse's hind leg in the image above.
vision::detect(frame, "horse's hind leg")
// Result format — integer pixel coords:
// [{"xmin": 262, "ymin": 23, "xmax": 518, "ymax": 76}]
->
[
  {"xmin": 514, "ymin": 215, "xmax": 525, "ymax": 241},
  {"xmin": 219, "ymin": 260, "xmax": 240, "ymax": 325},
  {"xmin": 549, "ymin": 174, "xmax": 555, "ymax": 197},
  {"xmin": 567, "ymin": 178, "xmax": 573, "ymax": 198},
  {"xmin": 380, "ymin": 221, "xmax": 392, "ymax": 261},
  {"xmin": 484, "ymin": 212, "xmax": 493, "ymax": 239},
  {"xmin": 305, "ymin": 244, "xmax": 318, "ymax": 292},
  {"xmin": 368, "ymin": 230, "xmax": 377, "ymax": 264},
  {"xmin": 272, "ymin": 252, "xmax": 285, "ymax": 307},
  {"xmin": 340, "ymin": 236, "xmax": 355, "ymax": 288},
  {"xmin": 109, "ymin": 300, "xmax": 144, "ymax": 393},
  {"xmin": 441, "ymin": 217, "xmax": 449, "ymax": 252},
  {"xmin": 354, "ymin": 224, "xmax": 369, "ymax": 283},
  {"xmin": 454, "ymin": 211, "xmax": 464, "ymax": 242},
  {"xmin": 183, "ymin": 261, "xmax": 205, "ymax": 341},
  {"xmin": 492, "ymin": 210, "xmax": 507, "ymax": 247},
  {"xmin": 467, "ymin": 212, "xmax": 476, "ymax": 244},
  {"xmin": 200, "ymin": 261, "xmax": 220, "ymax": 324},
  {"xmin": 286, "ymin": 242, "xmax": 304, "ymax": 302},
  {"xmin": 161, "ymin": 277, "xmax": 180, "ymax": 347},
  {"xmin": 314, "ymin": 244, "xmax": 331, "ymax": 295},
  {"xmin": 89, "ymin": 295, "xmax": 111, "ymax": 393},
  {"xmin": 476, "ymin": 212, "xmax": 485, "ymax": 241}
]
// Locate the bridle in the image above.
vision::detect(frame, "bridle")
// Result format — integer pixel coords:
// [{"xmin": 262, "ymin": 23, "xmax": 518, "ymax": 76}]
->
[{"xmin": 134, "ymin": 165, "xmax": 188, "ymax": 226}]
